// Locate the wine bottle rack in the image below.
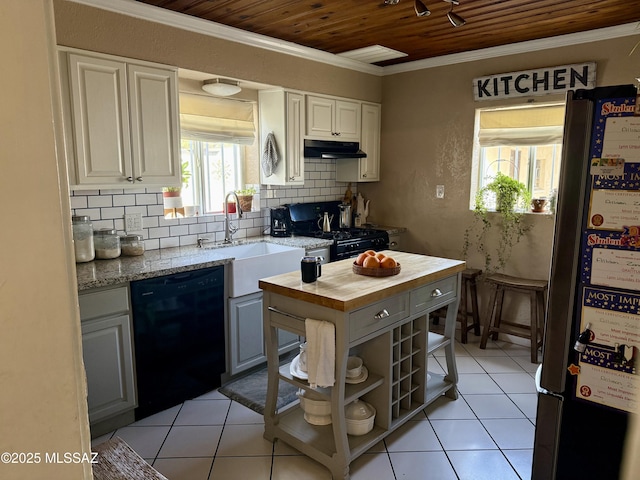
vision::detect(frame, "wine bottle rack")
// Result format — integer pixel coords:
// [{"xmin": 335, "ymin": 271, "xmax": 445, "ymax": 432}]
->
[{"xmin": 391, "ymin": 317, "xmax": 427, "ymax": 422}]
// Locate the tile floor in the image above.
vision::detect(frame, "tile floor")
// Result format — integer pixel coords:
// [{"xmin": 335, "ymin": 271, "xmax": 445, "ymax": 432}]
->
[{"xmin": 93, "ymin": 334, "xmax": 539, "ymax": 480}]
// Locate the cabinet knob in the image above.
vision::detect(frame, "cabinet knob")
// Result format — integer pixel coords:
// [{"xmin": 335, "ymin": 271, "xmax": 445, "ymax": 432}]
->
[
  {"xmin": 390, "ymin": 241, "xmax": 398, "ymax": 248},
  {"xmin": 289, "ymin": 176, "xmax": 295, "ymax": 181},
  {"xmin": 374, "ymin": 309, "xmax": 390, "ymax": 319},
  {"xmin": 431, "ymin": 288, "xmax": 443, "ymax": 298},
  {"xmin": 362, "ymin": 174, "xmax": 367, "ymax": 178},
  {"xmin": 126, "ymin": 176, "xmax": 133, "ymax": 182},
  {"xmin": 136, "ymin": 177, "xmax": 143, "ymax": 182}
]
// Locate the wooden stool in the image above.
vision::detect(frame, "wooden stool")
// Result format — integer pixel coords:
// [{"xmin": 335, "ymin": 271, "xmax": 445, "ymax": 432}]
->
[
  {"xmin": 431, "ymin": 268, "xmax": 482, "ymax": 343},
  {"xmin": 479, "ymin": 273, "xmax": 548, "ymax": 363}
]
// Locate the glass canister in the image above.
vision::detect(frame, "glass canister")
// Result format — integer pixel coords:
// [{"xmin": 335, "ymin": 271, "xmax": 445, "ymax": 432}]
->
[
  {"xmin": 93, "ymin": 228, "xmax": 121, "ymax": 259},
  {"xmin": 72, "ymin": 215, "xmax": 95, "ymax": 263},
  {"xmin": 120, "ymin": 234, "xmax": 145, "ymax": 256}
]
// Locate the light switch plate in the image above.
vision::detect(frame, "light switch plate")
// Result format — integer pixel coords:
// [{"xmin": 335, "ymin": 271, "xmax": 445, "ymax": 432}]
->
[
  {"xmin": 124, "ymin": 213, "xmax": 143, "ymax": 232},
  {"xmin": 436, "ymin": 185, "xmax": 445, "ymax": 198}
]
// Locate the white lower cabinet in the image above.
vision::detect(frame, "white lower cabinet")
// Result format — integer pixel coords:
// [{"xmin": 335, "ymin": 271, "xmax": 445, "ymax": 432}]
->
[
  {"xmin": 228, "ymin": 292, "xmax": 299, "ymax": 375},
  {"xmin": 79, "ymin": 286, "xmax": 136, "ymax": 427}
]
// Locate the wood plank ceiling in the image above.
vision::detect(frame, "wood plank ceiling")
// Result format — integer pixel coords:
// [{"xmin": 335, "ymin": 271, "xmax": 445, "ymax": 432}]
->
[{"xmin": 136, "ymin": 0, "xmax": 640, "ymax": 66}]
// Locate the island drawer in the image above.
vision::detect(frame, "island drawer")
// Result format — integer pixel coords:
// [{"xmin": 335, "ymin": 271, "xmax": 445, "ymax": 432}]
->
[
  {"xmin": 349, "ymin": 293, "xmax": 410, "ymax": 341},
  {"xmin": 79, "ymin": 285, "xmax": 129, "ymax": 321},
  {"xmin": 411, "ymin": 275, "xmax": 457, "ymax": 314}
]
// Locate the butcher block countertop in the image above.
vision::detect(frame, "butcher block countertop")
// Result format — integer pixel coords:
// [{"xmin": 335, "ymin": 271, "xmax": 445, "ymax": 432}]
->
[{"xmin": 259, "ymin": 251, "xmax": 465, "ymax": 312}]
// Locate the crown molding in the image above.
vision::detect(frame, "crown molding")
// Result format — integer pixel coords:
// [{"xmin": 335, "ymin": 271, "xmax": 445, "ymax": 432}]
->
[
  {"xmin": 68, "ymin": 1, "xmax": 639, "ymax": 77},
  {"xmin": 383, "ymin": 22, "xmax": 640, "ymax": 75},
  {"xmin": 67, "ymin": 0, "xmax": 384, "ymax": 76}
]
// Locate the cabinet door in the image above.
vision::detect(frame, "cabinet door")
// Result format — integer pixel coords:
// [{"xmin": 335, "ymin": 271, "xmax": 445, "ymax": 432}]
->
[
  {"xmin": 229, "ymin": 293, "xmax": 266, "ymax": 375},
  {"xmin": 68, "ymin": 54, "xmax": 132, "ymax": 185},
  {"xmin": 335, "ymin": 100, "xmax": 361, "ymax": 140},
  {"xmin": 82, "ymin": 314, "xmax": 136, "ymax": 423},
  {"xmin": 285, "ymin": 92, "xmax": 305, "ymax": 184},
  {"xmin": 127, "ymin": 64, "xmax": 180, "ymax": 186},
  {"xmin": 306, "ymin": 95, "xmax": 334, "ymax": 138},
  {"xmin": 359, "ymin": 103, "xmax": 380, "ymax": 181}
]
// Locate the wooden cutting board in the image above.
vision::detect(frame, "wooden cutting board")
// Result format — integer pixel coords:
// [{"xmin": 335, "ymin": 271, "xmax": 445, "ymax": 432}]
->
[{"xmin": 259, "ymin": 250, "xmax": 465, "ymax": 311}]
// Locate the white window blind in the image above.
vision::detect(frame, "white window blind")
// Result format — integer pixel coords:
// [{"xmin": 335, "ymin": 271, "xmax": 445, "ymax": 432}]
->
[
  {"xmin": 478, "ymin": 104, "xmax": 565, "ymax": 147},
  {"xmin": 179, "ymin": 93, "xmax": 256, "ymax": 145}
]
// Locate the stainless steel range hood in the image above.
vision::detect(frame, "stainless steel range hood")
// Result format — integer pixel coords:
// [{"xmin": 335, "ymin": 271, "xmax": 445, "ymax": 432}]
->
[{"xmin": 303, "ymin": 139, "xmax": 366, "ymax": 159}]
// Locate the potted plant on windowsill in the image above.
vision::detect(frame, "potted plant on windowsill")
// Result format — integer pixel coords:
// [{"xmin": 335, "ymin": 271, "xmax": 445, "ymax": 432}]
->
[
  {"xmin": 463, "ymin": 172, "xmax": 532, "ymax": 274},
  {"xmin": 236, "ymin": 187, "xmax": 257, "ymax": 212},
  {"xmin": 162, "ymin": 161, "xmax": 191, "ymax": 198}
]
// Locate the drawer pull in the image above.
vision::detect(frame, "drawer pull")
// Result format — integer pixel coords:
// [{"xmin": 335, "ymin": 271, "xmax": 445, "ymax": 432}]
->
[
  {"xmin": 374, "ymin": 309, "xmax": 390, "ymax": 319},
  {"xmin": 431, "ymin": 288, "xmax": 443, "ymax": 298}
]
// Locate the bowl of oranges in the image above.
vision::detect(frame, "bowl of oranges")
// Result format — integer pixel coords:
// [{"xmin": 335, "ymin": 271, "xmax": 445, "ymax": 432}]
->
[{"xmin": 353, "ymin": 250, "xmax": 401, "ymax": 277}]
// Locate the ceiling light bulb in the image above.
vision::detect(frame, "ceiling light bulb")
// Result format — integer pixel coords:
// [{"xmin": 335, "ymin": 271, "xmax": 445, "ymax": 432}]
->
[
  {"xmin": 202, "ymin": 78, "xmax": 242, "ymax": 97},
  {"xmin": 414, "ymin": 0, "xmax": 431, "ymax": 16}
]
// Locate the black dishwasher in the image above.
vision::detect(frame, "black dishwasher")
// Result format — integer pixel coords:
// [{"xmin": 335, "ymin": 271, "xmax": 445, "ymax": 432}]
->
[{"xmin": 130, "ymin": 266, "xmax": 225, "ymax": 420}]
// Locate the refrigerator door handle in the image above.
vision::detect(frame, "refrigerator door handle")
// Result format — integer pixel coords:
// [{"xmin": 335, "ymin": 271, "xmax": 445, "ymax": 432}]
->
[{"xmin": 536, "ymin": 364, "xmax": 564, "ymax": 400}]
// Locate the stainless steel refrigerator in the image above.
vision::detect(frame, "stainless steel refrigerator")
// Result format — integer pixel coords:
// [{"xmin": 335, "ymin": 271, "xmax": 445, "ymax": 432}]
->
[{"xmin": 532, "ymin": 84, "xmax": 639, "ymax": 479}]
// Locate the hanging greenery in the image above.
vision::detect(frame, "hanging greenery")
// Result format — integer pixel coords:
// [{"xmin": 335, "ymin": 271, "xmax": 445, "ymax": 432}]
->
[{"xmin": 462, "ymin": 172, "xmax": 532, "ymax": 273}]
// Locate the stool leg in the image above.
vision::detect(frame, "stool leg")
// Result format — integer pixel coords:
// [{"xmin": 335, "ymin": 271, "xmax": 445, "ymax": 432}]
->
[
  {"xmin": 470, "ymin": 280, "xmax": 481, "ymax": 336},
  {"xmin": 529, "ymin": 290, "xmax": 538, "ymax": 363},
  {"xmin": 491, "ymin": 287, "xmax": 505, "ymax": 341},
  {"xmin": 459, "ymin": 279, "xmax": 469, "ymax": 344},
  {"xmin": 479, "ymin": 282, "xmax": 498, "ymax": 349},
  {"xmin": 537, "ymin": 290, "xmax": 546, "ymax": 357}
]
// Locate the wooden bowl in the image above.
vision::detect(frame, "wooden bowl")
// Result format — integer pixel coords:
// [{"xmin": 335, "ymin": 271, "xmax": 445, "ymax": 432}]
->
[{"xmin": 353, "ymin": 262, "xmax": 401, "ymax": 277}]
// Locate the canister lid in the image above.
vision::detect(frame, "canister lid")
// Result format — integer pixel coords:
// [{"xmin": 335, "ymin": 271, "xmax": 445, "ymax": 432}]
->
[
  {"xmin": 72, "ymin": 215, "xmax": 91, "ymax": 223},
  {"xmin": 94, "ymin": 228, "xmax": 117, "ymax": 236},
  {"xmin": 120, "ymin": 234, "xmax": 143, "ymax": 242}
]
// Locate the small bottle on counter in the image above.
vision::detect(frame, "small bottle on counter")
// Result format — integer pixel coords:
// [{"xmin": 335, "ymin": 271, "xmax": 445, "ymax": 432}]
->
[
  {"xmin": 72, "ymin": 215, "xmax": 95, "ymax": 263},
  {"xmin": 93, "ymin": 228, "xmax": 121, "ymax": 259},
  {"xmin": 120, "ymin": 234, "xmax": 145, "ymax": 256}
]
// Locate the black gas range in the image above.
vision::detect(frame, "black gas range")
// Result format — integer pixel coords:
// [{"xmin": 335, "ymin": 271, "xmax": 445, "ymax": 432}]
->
[{"xmin": 279, "ymin": 201, "xmax": 389, "ymax": 262}]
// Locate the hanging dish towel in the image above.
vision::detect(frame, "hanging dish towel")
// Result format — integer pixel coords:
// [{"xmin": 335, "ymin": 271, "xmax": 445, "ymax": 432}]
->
[
  {"xmin": 305, "ymin": 318, "xmax": 335, "ymax": 389},
  {"xmin": 261, "ymin": 132, "xmax": 279, "ymax": 177}
]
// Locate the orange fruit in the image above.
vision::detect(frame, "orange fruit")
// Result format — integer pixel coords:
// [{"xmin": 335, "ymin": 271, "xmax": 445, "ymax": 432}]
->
[
  {"xmin": 364, "ymin": 250, "xmax": 376, "ymax": 256},
  {"xmin": 355, "ymin": 252, "xmax": 368, "ymax": 266},
  {"xmin": 363, "ymin": 256, "xmax": 381, "ymax": 268},
  {"xmin": 375, "ymin": 252, "xmax": 386, "ymax": 260},
  {"xmin": 380, "ymin": 256, "xmax": 397, "ymax": 269}
]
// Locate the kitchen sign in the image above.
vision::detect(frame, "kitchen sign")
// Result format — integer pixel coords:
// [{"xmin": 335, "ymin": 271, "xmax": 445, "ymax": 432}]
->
[{"xmin": 473, "ymin": 62, "xmax": 596, "ymax": 101}]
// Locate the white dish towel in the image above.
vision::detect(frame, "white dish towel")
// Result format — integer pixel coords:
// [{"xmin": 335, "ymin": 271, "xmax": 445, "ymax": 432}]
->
[
  {"xmin": 261, "ymin": 132, "xmax": 279, "ymax": 177},
  {"xmin": 305, "ymin": 318, "xmax": 335, "ymax": 389}
]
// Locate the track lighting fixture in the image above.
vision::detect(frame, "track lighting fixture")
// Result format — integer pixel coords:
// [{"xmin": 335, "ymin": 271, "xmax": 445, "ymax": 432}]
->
[
  {"xmin": 385, "ymin": 0, "xmax": 466, "ymax": 26},
  {"xmin": 444, "ymin": 0, "xmax": 466, "ymax": 27},
  {"xmin": 414, "ymin": 0, "xmax": 430, "ymax": 16}
]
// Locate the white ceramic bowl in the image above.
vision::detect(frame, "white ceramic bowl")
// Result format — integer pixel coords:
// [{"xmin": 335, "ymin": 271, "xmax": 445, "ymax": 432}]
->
[
  {"xmin": 297, "ymin": 390, "xmax": 331, "ymax": 416},
  {"xmin": 346, "ymin": 356, "xmax": 363, "ymax": 378},
  {"xmin": 344, "ymin": 400, "xmax": 376, "ymax": 436}
]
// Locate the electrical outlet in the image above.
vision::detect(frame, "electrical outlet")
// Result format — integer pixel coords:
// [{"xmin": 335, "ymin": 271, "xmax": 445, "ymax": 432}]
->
[
  {"xmin": 124, "ymin": 213, "xmax": 143, "ymax": 232},
  {"xmin": 436, "ymin": 185, "xmax": 445, "ymax": 198}
]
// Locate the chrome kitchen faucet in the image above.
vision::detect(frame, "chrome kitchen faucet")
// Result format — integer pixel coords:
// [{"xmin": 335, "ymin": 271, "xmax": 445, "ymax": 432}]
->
[{"xmin": 224, "ymin": 191, "xmax": 243, "ymax": 243}]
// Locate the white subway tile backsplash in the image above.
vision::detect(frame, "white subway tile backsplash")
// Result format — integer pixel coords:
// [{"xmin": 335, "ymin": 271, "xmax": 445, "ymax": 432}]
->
[
  {"xmin": 69, "ymin": 158, "xmax": 356, "ymax": 251},
  {"xmin": 113, "ymin": 194, "xmax": 136, "ymax": 206},
  {"xmin": 136, "ymin": 193, "xmax": 160, "ymax": 205},
  {"xmin": 160, "ymin": 236, "xmax": 180, "ymax": 249},
  {"xmin": 88, "ymin": 195, "xmax": 113, "ymax": 208},
  {"xmin": 100, "ymin": 207, "xmax": 125, "ymax": 219}
]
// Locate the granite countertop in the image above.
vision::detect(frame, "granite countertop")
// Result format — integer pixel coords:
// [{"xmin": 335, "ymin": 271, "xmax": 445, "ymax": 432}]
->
[{"xmin": 76, "ymin": 235, "xmax": 334, "ymax": 291}]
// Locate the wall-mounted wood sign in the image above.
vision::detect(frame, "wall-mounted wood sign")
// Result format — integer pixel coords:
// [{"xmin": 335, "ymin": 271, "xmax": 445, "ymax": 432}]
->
[{"xmin": 473, "ymin": 62, "xmax": 596, "ymax": 101}]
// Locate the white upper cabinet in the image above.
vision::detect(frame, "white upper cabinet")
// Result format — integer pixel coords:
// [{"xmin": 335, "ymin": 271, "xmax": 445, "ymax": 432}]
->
[
  {"xmin": 259, "ymin": 89, "xmax": 305, "ymax": 186},
  {"xmin": 336, "ymin": 102, "xmax": 381, "ymax": 182},
  {"xmin": 61, "ymin": 50, "xmax": 180, "ymax": 189},
  {"xmin": 306, "ymin": 95, "xmax": 361, "ymax": 140}
]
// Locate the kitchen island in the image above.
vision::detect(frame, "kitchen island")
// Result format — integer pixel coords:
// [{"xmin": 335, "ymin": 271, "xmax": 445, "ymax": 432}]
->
[{"xmin": 259, "ymin": 251, "xmax": 465, "ymax": 480}]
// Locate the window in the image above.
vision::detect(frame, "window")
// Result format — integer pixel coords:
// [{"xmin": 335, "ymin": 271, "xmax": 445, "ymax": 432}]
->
[
  {"xmin": 472, "ymin": 103, "xmax": 565, "ymax": 210},
  {"xmin": 180, "ymin": 140, "xmax": 244, "ymax": 214},
  {"xmin": 177, "ymin": 92, "xmax": 257, "ymax": 214}
]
